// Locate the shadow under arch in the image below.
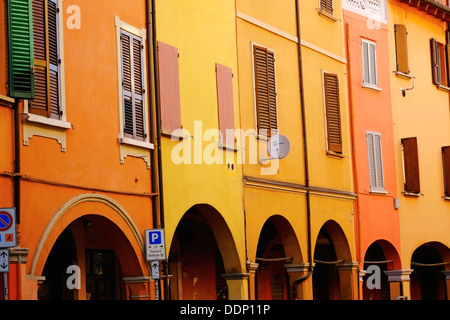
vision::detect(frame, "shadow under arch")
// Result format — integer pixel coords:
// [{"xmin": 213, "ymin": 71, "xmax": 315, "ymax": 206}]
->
[
  {"xmin": 313, "ymin": 219, "xmax": 353, "ymax": 300},
  {"xmin": 167, "ymin": 203, "xmax": 243, "ymax": 300},
  {"xmin": 410, "ymin": 241, "xmax": 450, "ymax": 300}
]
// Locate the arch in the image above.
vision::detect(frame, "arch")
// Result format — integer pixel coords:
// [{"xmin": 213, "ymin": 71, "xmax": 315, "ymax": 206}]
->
[
  {"xmin": 364, "ymin": 239, "xmax": 402, "ymax": 269},
  {"xmin": 316, "ymin": 220, "xmax": 352, "ymax": 261},
  {"xmin": 256, "ymin": 214, "xmax": 303, "ymax": 264},
  {"xmin": 30, "ymin": 193, "xmax": 149, "ymax": 278},
  {"xmin": 410, "ymin": 241, "xmax": 450, "ymax": 300},
  {"xmin": 167, "ymin": 203, "xmax": 244, "ymax": 300}
]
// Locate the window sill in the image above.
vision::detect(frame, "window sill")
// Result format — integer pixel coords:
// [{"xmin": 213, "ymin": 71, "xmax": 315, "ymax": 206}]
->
[
  {"xmin": 394, "ymin": 71, "xmax": 414, "ymax": 80},
  {"xmin": 402, "ymin": 191, "xmax": 421, "ymax": 197},
  {"xmin": 118, "ymin": 137, "xmax": 154, "ymax": 150},
  {"xmin": 362, "ymin": 84, "xmax": 382, "ymax": 92},
  {"xmin": 369, "ymin": 189, "xmax": 388, "ymax": 195},
  {"xmin": 24, "ymin": 113, "xmax": 71, "ymax": 129},
  {"xmin": 436, "ymin": 84, "xmax": 450, "ymax": 92},
  {"xmin": 443, "ymin": 196, "xmax": 450, "ymax": 201},
  {"xmin": 161, "ymin": 129, "xmax": 190, "ymax": 141},
  {"xmin": 326, "ymin": 150, "xmax": 345, "ymax": 159},
  {"xmin": 317, "ymin": 9, "xmax": 339, "ymax": 22},
  {"xmin": 218, "ymin": 142, "xmax": 239, "ymax": 152}
]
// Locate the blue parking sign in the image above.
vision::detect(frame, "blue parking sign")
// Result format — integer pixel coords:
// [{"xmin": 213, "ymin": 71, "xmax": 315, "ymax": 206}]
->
[
  {"xmin": 148, "ymin": 231, "xmax": 162, "ymax": 244},
  {"xmin": 145, "ymin": 229, "xmax": 166, "ymax": 261}
]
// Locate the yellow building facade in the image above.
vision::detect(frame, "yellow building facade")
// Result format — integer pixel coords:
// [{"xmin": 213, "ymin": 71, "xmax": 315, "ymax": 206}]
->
[{"xmin": 388, "ymin": 0, "xmax": 450, "ymax": 299}]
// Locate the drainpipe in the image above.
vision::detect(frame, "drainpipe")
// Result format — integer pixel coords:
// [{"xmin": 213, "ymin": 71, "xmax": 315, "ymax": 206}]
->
[
  {"xmin": 13, "ymin": 99, "xmax": 22, "ymax": 300},
  {"xmin": 146, "ymin": 0, "xmax": 168, "ymax": 300},
  {"xmin": 292, "ymin": 0, "xmax": 313, "ymax": 299}
]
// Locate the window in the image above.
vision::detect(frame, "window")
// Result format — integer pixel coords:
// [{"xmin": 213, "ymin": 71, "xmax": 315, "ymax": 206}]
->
[
  {"xmin": 323, "ymin": 72, "xmax": 342, "ymax": 154},
  {"xmin": 442, "ymin": 146, "xmax": 450, "ymax": 198},
  {"xmin": 366, "ymin": 131, "xmax": 384, "ymax": 192},
  {"xmin": 158, "ymin": 41, "xmax": 181, "ymax": 133},
  {"xmin": 115, "ymin": 16, "xmax": 152, "ymax": 168},
  {"xmin": 394, "ymin": 24, "xmax": 409, "ymax": 75},
  {"xmin": 361, "ymin": 39, "xmax": 378, "ymax": 88},
  {"xmin": 30, "ymin": 0, "xmax": 61, "ymax": 119},
  {"xmin": 320, "ymin": 0, "xmax": 334, "ymax": 15},
  {"xmin": 6, "ymin": 0, "xmax": 34, "ymax": 99},
  {"xmin": 215, "ymin": 63, "xmax": 235, "ymax": 148},
  {"xmin": 120, "ymin": 30, "xmax": 145, "ymax": 141},
  {"xmin": 401, "ymin": 137, "xmax": 420, "ymax": 194},
  {"xmin": 253, "ymin": 45, "xmax": 277, "ymax": 136},
  {"xmin": 430, "ymin": 38, "xmax": 449, "ymax": 87}
]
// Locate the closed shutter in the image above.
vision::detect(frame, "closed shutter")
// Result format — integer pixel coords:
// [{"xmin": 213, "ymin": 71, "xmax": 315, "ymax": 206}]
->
[
  {"xmin": 401, "ymin": 137, "xmax": 420, "ymax": 194},
  {"xmin": 394, "ymin": 24, "xmax": 409, "ymax": 74},
  {"xmin": 158, "ymin": 41, "xmax": 181, "ymax": 133},
  {"xmin": 254, "ymin": 45, "xmax": 277, "ymax": 136},
  {"xmin": 216, "ymin": 63, "xmax": 235, "ymax": 147},
  {"xmin": 431, "ymin": 38, "xmax": 440, "ymax": 85},
  {"xmin": 7, "ymin": 0, "xmax": 35, "ymax": 99},
  {"xmin": 367, "ymin": 132, "xmax": 384, "ymax": 191},
  {"xmin": 442, "ymin": 146, "xmax": 450, "ymax": 197},
  {"xmin": 121, "ymin": 30, "xmax": 145, "ymax": 141},
  {"xmin": 29, "ymin": 0, "xmax": 60, "ymax": 118},
  {"xmin": 324, "ymin": 73, "xmax": 342, "ymax": 153},
  {"xmin": 362, "ymin": 39, "xmax": 377, "ymax": 86},
  {"xmin": 321, "ymin": 0, "xmax": 333, "ymax": 14}
]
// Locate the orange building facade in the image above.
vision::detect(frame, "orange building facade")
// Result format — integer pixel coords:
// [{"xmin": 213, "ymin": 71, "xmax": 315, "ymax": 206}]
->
[
  {"xmin": 343, "ymin": 1, "xmax": 402, "ymax": 300},
  {"xmin": 1, "ymin": 0, "xmax": 156, "ymax": 299}
]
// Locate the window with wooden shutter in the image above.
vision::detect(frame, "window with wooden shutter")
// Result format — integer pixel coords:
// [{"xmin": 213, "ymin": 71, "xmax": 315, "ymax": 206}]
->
[
  {"xmin": 366, "ymin": 131, "xmax": 384, "ymax": 191},
  {"xmin": 430, "ymin": 38, "xmax": 449, "ymax": 87},
  {"xmin": 442, "ymin": 146, "xmax": 450, "ymax": 197},
  {"xmin": 324, "ymin": 72, "xmax": 342, "ymax": 154},
  {"xmin": 320, "ymin": 0, "xmax": 333, "ymax": 14},
  {"xmin": 158, "ymin": 41, "xmax": 181, "ymax": 133},
  {"xmin": 401, "ymin": 137, "xmax": 420, "ymax": 194},
  {"xmin": 394, "ymin": 24, "xmax": 409, "ymax": 75},
  {"xmin": 216, "ymin": 63, "xmax": 235, "ymax": 148},
  {"xmin": 6, "ymin": 0, "xmax": 35, "ymax": 99},
  {"xmin": 361, "ymin": 39, "xmax": 377, "ymax": 87},
  {"xmin": 120, "ymin": 30, "xmax": 145, "ymax": 141},
  {"xmin": 253, "ymin": 45, "xmax": 277, "ymax": 137},
  {"xmin": 29, "ymin": 0, "xmax": 61, "ymax": 119}
]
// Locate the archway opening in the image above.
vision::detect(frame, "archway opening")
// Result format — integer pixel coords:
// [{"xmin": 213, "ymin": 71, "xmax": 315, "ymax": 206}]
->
[
  {"xmin": 37, "ymin": 214, "xmax": 146, "ymax": 300},
  {"xmin": 255, "ymin": 219, "xmax": 289, "ymax": 300},
  {"xmin": 168, "ymin": 208, "xmax": 229, "ymax": 300},
  {"xmin": 362, "ymin": 242, "xmax": 391, "ymax": 300},
  {"xmin": 410, "ymin": 243, "xmax": 449, "ymax": 300}
]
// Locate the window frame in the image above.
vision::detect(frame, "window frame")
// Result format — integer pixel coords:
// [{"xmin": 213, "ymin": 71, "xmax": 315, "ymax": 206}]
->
[
  {"xmin": 115, "ymin": 16, "xmax": 153, "ymax": 168},
  {"xmin": 401, "ymin": 137, "xmax": 421, "ymax": 195},
  {"xmin": 252, "ymin": 42, "xmax": 278, "ymax": 138},
  {"xmin": 361, "ymin": 38, "xmax": 380, "ymax": 90},
  {"xmin": 366, "ymin": 131, "xmax": 385, "ymax": 193},
  {"xmin": 430, "ymin": 38, "xmax": 450, "ymax": 90},
  {"xmin": 394, "ymin": 24, "xmax": 410, "ymax": 76}
]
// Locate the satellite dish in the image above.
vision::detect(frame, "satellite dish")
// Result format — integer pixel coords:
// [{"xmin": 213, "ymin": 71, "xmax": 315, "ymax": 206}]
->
[{"xmin": 260, "ymin": 134, "xmax": 291, "ymax": 163}]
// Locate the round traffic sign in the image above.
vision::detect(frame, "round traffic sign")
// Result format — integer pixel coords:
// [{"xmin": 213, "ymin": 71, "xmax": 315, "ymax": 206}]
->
[{"xmin": 0, "ymin": 211, "xmax": 13, "ymax": 231}]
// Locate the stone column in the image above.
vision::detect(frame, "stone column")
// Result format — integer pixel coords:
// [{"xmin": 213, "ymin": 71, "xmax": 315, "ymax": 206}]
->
[
  {"xmin": 124, "ymin": 276, "xmax": 152, "ymax": 300},
  {"xmin": 285, "ymin": 263, "xmax": 313, "ymax": 300},
  {"xmin": 358, "ymin": 269, "xmax": 367, "ymax": 300},
  {"xmin": 336, "ymin": 261, "xmax": 359, "ymax": 300},
  {"xmin": 222, "ymin": 273, "xmax": 250, "ymax": 300},
  {"xmin": 247, "ymin": 261, "xmax": 259, "ymax": 300},
  {"xmin": 9, "ymin": 246, "xmax": 29, "ymax": 300},
  {"xmin": 384, "ymin": 269, "xmax": 413, "ymax": 300}
]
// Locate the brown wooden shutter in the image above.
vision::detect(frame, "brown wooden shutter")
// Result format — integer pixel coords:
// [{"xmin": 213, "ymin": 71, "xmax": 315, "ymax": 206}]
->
[
  {"xmin": 216, "ymin": 63, "xmax": 235, "ymax": 147},
  {"xmin": 402, "ymin": 137, "xmax": 420, "ymax": 194},
  {"xmin": 438, "ymin": 42, "xmax": 448, "ymax": 87},
  {"xmin": 442, "ymin": 146, "xmax": 450, "ymax": 197},
  {"xmin": 158, "ymin": 41, "xmax": 181, "ymax": 133},
  {"xmin": 431, "ymin": 38, "xmax": 440, "ymax": 85},
  {"xmin": 394, "ymin": 24, "xmax": 409, "ymax": 74},
  {"xmin": 324, "ymin": 73, "xmax": 342, "ymax": 153},
  {"xmin": 254, "ymin": 45, "xmax": 277, "ymax": 136},
  {"xmin": 321, "ymin": 0, "xmax": 333, "ymax": 14},
  {"xmin": 30, "ymin": 0, "xmax": 60, "ymax": 119}
]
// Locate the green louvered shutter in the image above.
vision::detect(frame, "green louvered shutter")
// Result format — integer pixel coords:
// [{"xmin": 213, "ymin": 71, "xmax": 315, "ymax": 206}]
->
[{"xmin": 7, "ymin": 0, "xmax": 35, "ymax": 99}]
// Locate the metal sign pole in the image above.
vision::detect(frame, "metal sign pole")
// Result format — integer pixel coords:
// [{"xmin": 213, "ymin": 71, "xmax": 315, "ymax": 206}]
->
[{"xmin": 3, "ymin": 273, "xmax": 7, "ymax": 300}]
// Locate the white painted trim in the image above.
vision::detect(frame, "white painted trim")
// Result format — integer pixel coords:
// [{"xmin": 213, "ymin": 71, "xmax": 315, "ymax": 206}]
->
[
  {"xmin": 24, "ymin": 112, "xmax": 71, "ymax": 129},
  {"xmin": 118, "ymin": 136, "xmax": 154, "ymax": 150},
  {"xmin": 236, "ymin": 11, "xmax": 347, "ymax": 64}
]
